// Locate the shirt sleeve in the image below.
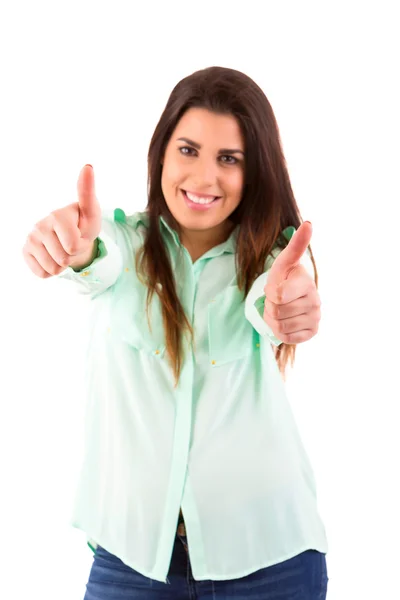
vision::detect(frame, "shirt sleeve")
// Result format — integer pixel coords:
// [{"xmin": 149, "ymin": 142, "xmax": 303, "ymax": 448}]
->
[
  {"xmin": 244, "ymin": 227, "xmax": 315, "ymax": 346},
  {"xmin": 56, "ymin": 209, "xmax": 125, "ymax": 297}
]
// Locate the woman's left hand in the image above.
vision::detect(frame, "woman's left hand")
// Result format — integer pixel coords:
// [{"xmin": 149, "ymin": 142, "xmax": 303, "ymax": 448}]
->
[{"xmin": 263, "ymin": 221, "xmax": 321, "ymax": 344}]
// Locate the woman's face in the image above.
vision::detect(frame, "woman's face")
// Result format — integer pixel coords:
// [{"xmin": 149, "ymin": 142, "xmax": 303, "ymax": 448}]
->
[{"xmin": 161, "ymin": 107, "xmax": 245, "ymax": 240}]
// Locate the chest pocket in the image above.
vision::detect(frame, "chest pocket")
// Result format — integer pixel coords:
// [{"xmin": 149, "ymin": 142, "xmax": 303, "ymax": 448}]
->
[
  {"xmin": 109, "ymin": 269, "xmax": 166, "ymax": 357},
  {"xmin": 207, "ymin": 285, "xmax": 258, "ymax": 367}
]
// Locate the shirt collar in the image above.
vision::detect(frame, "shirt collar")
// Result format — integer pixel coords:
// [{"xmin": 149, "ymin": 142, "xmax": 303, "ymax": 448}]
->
[{"xmin": 131, "ymin": 211, "xmax": 238, "ymax": 258}]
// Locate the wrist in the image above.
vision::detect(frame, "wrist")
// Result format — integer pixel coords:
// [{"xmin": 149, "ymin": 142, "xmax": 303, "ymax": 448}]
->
[{"xmin": 70, "ymin": 239, "xmax": 99, "ymax": 272}]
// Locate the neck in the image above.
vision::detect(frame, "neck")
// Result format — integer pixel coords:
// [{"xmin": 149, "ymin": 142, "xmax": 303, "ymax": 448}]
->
[{"xmin": 180, "ymin": 221, "xmax": 235, "ymax": 262}]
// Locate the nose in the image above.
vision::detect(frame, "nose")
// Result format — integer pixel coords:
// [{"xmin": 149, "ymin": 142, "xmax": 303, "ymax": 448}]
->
[{"xmin": 191, "ymin": 156, "xmax": 219, "ymax": 188}]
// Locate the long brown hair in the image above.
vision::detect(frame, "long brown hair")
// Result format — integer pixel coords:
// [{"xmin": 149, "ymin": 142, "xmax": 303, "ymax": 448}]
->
[{"xmin": 136, "ymin": 66, "xmax": 318, "ymax": 386}]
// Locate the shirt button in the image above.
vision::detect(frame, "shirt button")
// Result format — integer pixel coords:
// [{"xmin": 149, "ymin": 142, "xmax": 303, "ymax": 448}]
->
[
  {"xmin": 256, "ymin": 343, "xmax": 260, "ymax": 348},
  {"xmin": 211, "ymin": 360, "xmax": 216, "ymax": 365},
  {"xmin": 125, "ymin": 267, "xmax": 129, "ymax": 272},
  {"xmin": 80, "ymin": 270, "xmax": 90, "ymax": 277},
  {"xmin": 155, "ymin": 350, "xmax": 160, "ymax": 355}
]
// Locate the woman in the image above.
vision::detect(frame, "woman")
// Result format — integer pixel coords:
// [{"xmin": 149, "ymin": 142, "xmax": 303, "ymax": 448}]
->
[{"xmin": 23, "ymin": 66, "xmax": 329, "ymax": 599}]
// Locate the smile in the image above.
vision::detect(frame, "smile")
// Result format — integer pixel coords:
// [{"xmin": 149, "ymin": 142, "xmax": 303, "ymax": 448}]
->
[{"xmin": 181, "ymin": 189, "xmax": 222, "ymax": 211}]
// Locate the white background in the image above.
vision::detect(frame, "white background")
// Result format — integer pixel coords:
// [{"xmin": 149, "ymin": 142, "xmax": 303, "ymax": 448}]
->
[{"xmin": 1, "ymin": 1, "xmax": 399, "ymax": 598}]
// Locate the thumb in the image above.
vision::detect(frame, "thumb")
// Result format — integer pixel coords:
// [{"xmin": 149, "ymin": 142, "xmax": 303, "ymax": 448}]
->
[
  {"xmin": 267, "ymin": 221, "xmax": 313, "ymax": 289},
  {"xmin": 77, "ymin": 164, "xmax": 101, "ymax": 240}
]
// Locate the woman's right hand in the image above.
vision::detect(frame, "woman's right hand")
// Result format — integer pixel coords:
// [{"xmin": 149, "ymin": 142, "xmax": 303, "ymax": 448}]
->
[{"xmin": 23, "ymin": 164, "xmax": 102, "ymax": 278}]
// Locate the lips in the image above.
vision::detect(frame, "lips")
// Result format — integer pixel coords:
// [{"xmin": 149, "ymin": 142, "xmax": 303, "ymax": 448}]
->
[
  {"xmin": 181, "ymin": 189, "xmax": 222, "ymax": 211},
  {"xmin": 182, "ymin": 189, "xmax": 221, "ymax": 202}
]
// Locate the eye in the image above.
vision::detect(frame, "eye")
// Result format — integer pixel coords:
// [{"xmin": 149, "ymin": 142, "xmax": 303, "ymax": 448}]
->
[
  {"xmin": 179, "ymin": 146, "xmax": 197, "ymax": 156},
  {"xmin": 220, "ymin": 155, "xmax": 238, "ymax": 165},
  {"xmin": 179, "ymin": 146, "xmax": 239, "ymax": 165}
]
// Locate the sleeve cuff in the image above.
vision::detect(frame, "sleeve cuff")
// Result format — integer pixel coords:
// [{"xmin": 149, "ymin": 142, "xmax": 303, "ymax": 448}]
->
[
  {"xmin": 56, "ymin": 223, "xmax": 123, "ymax": 295},
  {"xmin": 244, "ymin": 245, "xmax": 315, "ymax": 347},
  {"xmin": 244, "ymin": 271, "xmax": 283, "ymax": 346}
]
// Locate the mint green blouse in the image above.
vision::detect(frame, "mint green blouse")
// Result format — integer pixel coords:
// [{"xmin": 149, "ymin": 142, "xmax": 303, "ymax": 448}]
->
[{"xmin": 58, "ymin": 208, "xmax": 328, "ymax": 583}]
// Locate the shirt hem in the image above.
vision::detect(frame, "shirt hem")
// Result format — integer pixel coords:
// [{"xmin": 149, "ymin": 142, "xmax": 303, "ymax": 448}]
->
[
  {"xmin": 74, "ymin": 520, "xmax": 328, "ymax": 583},
  {"xmin": 72, "ymin": 523, "xmax": 171, "ymax": 584},
  {"xmin": 190, "ymin": 542, "xmax": 329, "ymax": 581}
]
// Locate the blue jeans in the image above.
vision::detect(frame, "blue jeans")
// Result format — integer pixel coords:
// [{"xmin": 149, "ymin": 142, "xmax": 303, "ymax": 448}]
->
[{"xmin": 83, "ymin": 530, "xmax": 329, "ymax": 599}]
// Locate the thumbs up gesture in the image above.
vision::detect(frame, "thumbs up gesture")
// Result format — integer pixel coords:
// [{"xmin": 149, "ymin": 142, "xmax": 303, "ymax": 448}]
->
[
  {"xmin": 263, "ymin": 222, "xmax": 321, "ymax": 344},
  {"xmin": 23, "ymin": 165, "xmax": 102, "ymax": 278}
]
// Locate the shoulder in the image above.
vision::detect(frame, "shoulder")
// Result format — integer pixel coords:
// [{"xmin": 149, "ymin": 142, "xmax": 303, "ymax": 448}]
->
[
  {"xmin": 101, "ymin": 208, "xmax": 149, "ymax": 229},
  {"xmin": 100, "ymin": 208, "xmax": 150, "ymax": 249}
]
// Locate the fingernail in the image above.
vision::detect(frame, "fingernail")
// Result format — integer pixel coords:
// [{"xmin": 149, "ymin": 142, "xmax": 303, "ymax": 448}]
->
[
  {"xmin": 85, "ymin": 164, "xmax": 93, "ymax": 169},
  {"xmin": 305, "ymin": 220, "xmax": 312, "ymax": 225}
]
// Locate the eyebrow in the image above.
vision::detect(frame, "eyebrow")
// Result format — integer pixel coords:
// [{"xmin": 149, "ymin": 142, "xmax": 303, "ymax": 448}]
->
[{"xmin": 177, "ymin": 137, "xmax": 245, "ymax": 155}]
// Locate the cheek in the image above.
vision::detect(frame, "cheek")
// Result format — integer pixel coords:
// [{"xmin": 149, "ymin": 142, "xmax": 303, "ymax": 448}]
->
[
  {"xmin": 226, "ymin": 170, "xmax": 244, "ymax": 200},
  {"xmin": 162, "ymin": 155, "xmax": 188, "ymax": 188}
]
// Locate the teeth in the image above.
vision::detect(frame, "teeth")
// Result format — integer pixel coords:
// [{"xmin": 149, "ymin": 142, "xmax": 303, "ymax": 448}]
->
[{"xmin": 186, "ymin": 191, "xmax": 216, "ymax": 204}]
